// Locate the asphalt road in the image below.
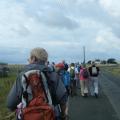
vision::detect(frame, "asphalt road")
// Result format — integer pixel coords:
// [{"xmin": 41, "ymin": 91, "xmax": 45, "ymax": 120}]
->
[{"xmin": 68, "ymin": 71, "xmax": 120, "ymax": 120}]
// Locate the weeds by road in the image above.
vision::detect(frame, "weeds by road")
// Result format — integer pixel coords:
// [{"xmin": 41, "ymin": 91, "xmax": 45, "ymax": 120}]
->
[
  {"xmin": 0, "ymin": 64, "xmax": 24, "ymax": 120},
  {"xmin": 100, "ymin": 65, "xmax": 120, "ymax": 76}
]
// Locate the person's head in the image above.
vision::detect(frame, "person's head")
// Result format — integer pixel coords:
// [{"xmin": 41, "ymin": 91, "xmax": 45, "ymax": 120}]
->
[
  {"xmin": 81, "ymin": 64, "xmax": 85, "ymax": 69},
  {"xmin": 64, "ymin": 63, "xmax": 68, "ymax": 71},
  {"xmin": 92, "ymin": 61, "xmax": 96, "ymax": 67},
  {"xmin": 55, "ymin": 63, "xmax": 65, "ymax": 72},
  {"xmin": 52, "ymin": 62, "xmax": 55, "ymax": 65},
  {"xmin": 70, "ymin": 63, "xmax": 75, "ymax": 67},
  {"xmin": 28, "ymin": 47, "xmax": 48, "ymax": 64},
  {"xmin": 62, "ymin": 60, "xmax": 65, "ymax": 64},
  {"xmin": 46, "ymin": 61, "xmax": 49, "ymax": 66}
]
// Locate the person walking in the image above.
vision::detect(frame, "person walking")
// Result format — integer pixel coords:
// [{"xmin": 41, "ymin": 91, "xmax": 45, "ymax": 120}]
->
[
  {"xmin": 55, "ymin": 62, "xmax": 70, "ymax": 120},
  {"xmin": 68, "ymin": 63, "xmax": 76, "ymax": 96},
  {"xmin": 88, "ymin": 62, "xmax": 100, "ymax": 98},
  {"xmin": 7, "ymin": 47, "xmax": 68, "ymax": 120},
  {"xmin": 75, "ymin": 63, "xmax": 80, "ymax": 90},
  {"xmin": 79, "ymin": 66, "xmax": 89, "ymax": 97}
]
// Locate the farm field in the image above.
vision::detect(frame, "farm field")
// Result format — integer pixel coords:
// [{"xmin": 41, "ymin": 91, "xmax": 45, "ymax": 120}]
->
[
  {"xmin": 0, "ymin": 64, "xmax": 24, "ymax": 120},
  {"xmin": 102, "ymin": 65, "xmax": 120, "ymax": 76}
]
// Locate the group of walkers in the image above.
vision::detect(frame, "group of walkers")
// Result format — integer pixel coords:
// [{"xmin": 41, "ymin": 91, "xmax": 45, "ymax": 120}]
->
[
  {"xmin": 7, "ymin": 47, "xmax": 100, "ymax": 120},
  {"xmin": 75, "ymin": 62, "xmax": 100, "ymax": 98},
  {"xmin": 47, "ymin": 59, "xmax": 100, "ymax": 98}
]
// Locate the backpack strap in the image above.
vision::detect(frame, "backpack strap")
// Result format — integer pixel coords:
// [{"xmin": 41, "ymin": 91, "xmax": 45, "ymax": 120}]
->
[
  {"xmin": 41, "ymin": 72, "xmax": 52, "ymax": 105},
  {"xmin": 22, "ymin": 74, "xmax": 29, "ymax": 106}
]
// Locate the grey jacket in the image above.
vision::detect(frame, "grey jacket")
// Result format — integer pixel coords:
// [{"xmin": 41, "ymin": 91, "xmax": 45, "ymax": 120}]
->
[{"xmin": 7, "ymin": 63, "xmax": 67, "ymax": 111}]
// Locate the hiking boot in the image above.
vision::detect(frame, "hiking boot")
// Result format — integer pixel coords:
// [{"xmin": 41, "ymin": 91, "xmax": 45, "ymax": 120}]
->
[
  {"xmin": 81, "ymin": 93, "xmax": 84, "ymax": 97},
  {"xmin": 95, "ymin": 93, "xmax": 98, "ymax": 98},
  {"xmin": 61, "ymin": 115, "xmax": 69, "ymax": 120},
  {"xmin": 66, "ymin": 115, "xmax": 70, "ymax": 120},
  {"xmin": 84, "ymin": 93, "xmax": 88, "ymax": 97}
]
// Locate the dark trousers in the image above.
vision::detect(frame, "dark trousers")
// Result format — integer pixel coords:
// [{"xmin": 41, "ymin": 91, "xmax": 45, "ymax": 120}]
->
[{"xmin": 70, "ymin": 79, "xmax": 77, "ymax": 96}]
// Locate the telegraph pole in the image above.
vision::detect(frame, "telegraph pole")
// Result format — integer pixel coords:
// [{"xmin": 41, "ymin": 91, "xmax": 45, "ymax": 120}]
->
[{"xmin": 83, "ymin": 46, "xmax": 86, "ymax": 67}]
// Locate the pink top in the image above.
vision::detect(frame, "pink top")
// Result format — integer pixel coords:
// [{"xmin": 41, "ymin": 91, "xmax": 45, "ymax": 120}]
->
[{"xmin": 79, "ymin": 68, "xmax": 87, "ymax": 80}]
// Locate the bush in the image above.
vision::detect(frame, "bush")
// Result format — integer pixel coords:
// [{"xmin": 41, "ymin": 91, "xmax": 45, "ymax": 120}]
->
[{"xmin": 107, "ymin": 58, "xmax": 117, "ymax": 64}]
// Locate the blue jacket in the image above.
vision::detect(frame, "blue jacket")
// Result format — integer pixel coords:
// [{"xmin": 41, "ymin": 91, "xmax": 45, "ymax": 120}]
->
[{"xmin": 63, "ymin": 71, "xmax": 70, "ymax": 87}]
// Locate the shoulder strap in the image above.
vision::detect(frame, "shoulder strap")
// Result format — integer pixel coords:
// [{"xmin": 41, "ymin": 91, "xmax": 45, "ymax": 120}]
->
[
  {"xmin": 23, "ymin": 74, "xmax": 29, "ymax": 106},
  {"xmin": 41, "ymin": 72, "xmax": 52, "ymax": 105}
]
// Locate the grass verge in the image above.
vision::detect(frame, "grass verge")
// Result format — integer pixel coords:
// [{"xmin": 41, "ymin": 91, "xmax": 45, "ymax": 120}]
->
[{"xmin": 0, "ymin": 73, "xmax": 16, "ymax": 120}]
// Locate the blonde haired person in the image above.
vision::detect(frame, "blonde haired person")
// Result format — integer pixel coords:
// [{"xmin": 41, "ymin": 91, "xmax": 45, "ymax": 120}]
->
[
  {"xmin": 29, "ymin": 47, "xmax": 48, "ymax": 63},
  {"xmin": 7, "ymin": 47, "xmax": 68, "ymax": 120}
]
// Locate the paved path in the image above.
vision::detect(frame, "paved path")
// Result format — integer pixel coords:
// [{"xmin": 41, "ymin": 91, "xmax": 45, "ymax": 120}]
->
[
  {"xmin": 69, "ymin": 71, "xmax": 120, "ymax": 120},
  {"xmin": 100, "ymin": 71, "xmax": 120, "ymax": 119}
]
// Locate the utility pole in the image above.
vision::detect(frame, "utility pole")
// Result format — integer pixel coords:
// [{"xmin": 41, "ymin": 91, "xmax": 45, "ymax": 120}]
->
[{"xmin": 83, "ymin": 46, "xmax": 86, "ymax": 67}]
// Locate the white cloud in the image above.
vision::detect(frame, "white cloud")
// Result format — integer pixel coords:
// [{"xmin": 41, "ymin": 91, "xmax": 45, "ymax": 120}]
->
[
  {"xmin": 0, "ymin": 1, "xmax": 31, "ymax": 37},
  {"xmin": 11, "ymin": 24, "xmax": 30, "ymax": 36},
  {"xmin": 36, "ymin": 10, "xmax": 79, "ymax": 30},
  {"xmin": 79, "ymin": 18, "xmax": 104, "ymax": 29},
  {"xmin": 96, "ymin": 36, "xmax": 104, "ymax": 43},
  {"xmin": 0, "ymin": 0, "xmax": 120, "ymax": 63},
  {"xmin": 99, "ymin": 0, "xmax": 120, "ymax": 17},
  {"xmin": 95, "ymin": 29, "xmax": 120, "ymax": 51}
]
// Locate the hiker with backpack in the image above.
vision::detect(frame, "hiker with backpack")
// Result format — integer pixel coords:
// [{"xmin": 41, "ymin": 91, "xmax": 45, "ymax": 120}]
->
[
  {"xmin": 79, "ymin": 65, "xmax": 89, "ymax": 97},
  {"xmin": 7, "ymin": 47, "xmax": 68, "ymax": 120},
  {"xmin": 55, "ymin": 62, "xmax": 70, "ymax": 119},
  {"xmin": 68, "ymin": 63, "xmax": 77, "ymax": 96},
  {"xmin": 57, "ymin": 62, "xmax": 70, "ymax": 96},
  {"xmin": 75, "ymin": 63, "xmax": 80, "ymax": 90},
  {"xmin": 88, "ymin": 62, "xmax": 100, "ymax": 98},
  {"xmin": 62, "ymin": 63, "xmax": 70, "ymax": 118}
]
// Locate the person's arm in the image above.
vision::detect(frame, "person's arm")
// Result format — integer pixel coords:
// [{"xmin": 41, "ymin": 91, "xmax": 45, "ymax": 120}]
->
[
  {"xmin": 88, "ymin": 67, "xmax": 92, "ymax": 76},
  {"xmin": 68, "ymin": 72, "xmax": 70, "ymax": 87},
  {"xmin": 97, "ymin": 67, "xmax": 100, "ymax": 75},
  {"xmin": 7, "ymin": 74, "xmax": 23, "ymax": 111}
]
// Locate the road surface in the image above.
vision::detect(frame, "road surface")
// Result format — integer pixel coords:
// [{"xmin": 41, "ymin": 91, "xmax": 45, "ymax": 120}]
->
[{"xmin": 69, "ymin": 70, "xmax": 120, "ymax": 120}]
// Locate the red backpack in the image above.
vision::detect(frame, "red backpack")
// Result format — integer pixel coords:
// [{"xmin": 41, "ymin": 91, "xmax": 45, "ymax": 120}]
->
[{"xmin": 18, "ymin": 70, "xmax": 55, "ymax": 120}]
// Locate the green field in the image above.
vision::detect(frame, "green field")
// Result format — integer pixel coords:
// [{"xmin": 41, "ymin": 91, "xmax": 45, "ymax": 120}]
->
[
  {"xmin": 0, "ymin": 64, "xmax": 24, "ymax": 120},
  {"xmin": 100, "ymin": 64, "xmax": 120, "ymax": 76}
]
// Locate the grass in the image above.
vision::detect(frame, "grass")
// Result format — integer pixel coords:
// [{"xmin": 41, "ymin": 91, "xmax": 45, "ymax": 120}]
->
[
  {"xmin": 109, "ymin": 68, "xmax": 120, "ymax": 76},
  {"xmin": 101, "ymin": 65, "xmax": 120, "ymax": 76},
  {"xmin": 0, "ymin": 64, "xmax": 24, "ymax": 120},
  {"xmin": 0, "ymin": 74, "xmax": 16, "ymax": 120}
]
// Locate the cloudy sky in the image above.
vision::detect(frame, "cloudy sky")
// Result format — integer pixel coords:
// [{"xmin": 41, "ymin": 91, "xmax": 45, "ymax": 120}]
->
[{"xmin": 0, "ymin": 0, "xmax": 120, "ymax": 64}]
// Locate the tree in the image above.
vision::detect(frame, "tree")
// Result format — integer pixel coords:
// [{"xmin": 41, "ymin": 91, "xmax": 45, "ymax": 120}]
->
[
  {"xmin": 107, "ymin": 58, "xmax": 117, "ymax": 64},
  {"xmin": 95, "ymin": 59, "xmax": 100, "ymax": 62},
  {"xmin": 87, "ymin": 60, "xmax": 92, "ymax": 64},
  {"xmin": 101, "ymin": 60, "xmax": 107, "ymax": 64}
]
